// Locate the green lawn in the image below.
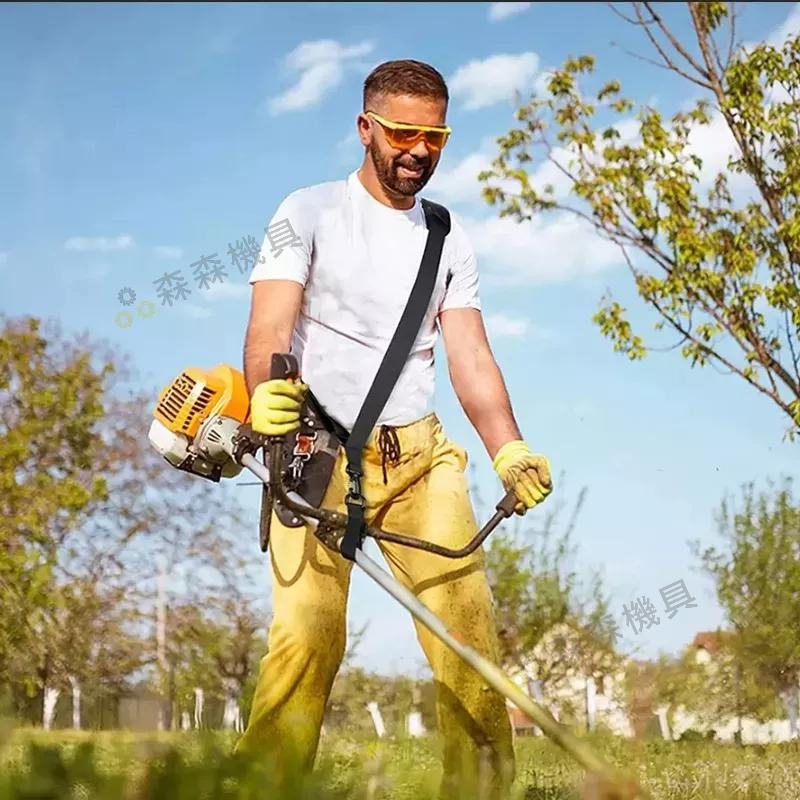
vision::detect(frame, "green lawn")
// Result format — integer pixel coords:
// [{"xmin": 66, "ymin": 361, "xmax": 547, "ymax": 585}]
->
[{"xmin": 1, "ymin": 727, "xmax": 799, "ymax": 799}]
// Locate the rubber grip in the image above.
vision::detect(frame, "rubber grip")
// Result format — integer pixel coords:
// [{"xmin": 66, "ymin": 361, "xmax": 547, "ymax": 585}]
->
[
  {"xmin": 496, "ymin": 489, "xmax": 519, "ymax": 518},
  {"xmin": 270, "ymin": 353, "xmax": 299, "ymax": 382}
]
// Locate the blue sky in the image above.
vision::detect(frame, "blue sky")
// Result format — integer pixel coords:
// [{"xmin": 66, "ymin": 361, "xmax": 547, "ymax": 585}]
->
[{"xmin": 2, "ymin": 1, "xmax": 799, "ymax": 677}]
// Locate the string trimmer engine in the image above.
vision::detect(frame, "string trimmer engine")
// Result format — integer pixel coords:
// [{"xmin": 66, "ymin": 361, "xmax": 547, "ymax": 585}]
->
[{"xmin": 148, "ymin": 364, "xmax": 257, "ymax": 481}]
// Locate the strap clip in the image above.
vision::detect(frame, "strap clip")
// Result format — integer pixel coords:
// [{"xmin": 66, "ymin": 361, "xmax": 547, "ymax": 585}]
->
[
  {"xmin": 292, "ymin": 431, "xmax": 317, "ymax": 459},
  {"xmin": 345, "ymin": 466, "xmax": 365, "ymax": 506}
]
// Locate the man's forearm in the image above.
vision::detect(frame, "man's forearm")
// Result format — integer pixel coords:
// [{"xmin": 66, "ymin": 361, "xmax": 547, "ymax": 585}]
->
[
  {"xmin": 243, "ymin": 329, "xmax": 291, "ymax": 397},
  {"xmin": 451, "ymin": 348, "xmax": 524, "ymax": 461}
]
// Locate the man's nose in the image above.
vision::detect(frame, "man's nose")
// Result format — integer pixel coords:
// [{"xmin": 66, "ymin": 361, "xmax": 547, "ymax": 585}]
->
[{"xmin": 408, "ymin": 138, "xmax": 431, "ymax": 160}]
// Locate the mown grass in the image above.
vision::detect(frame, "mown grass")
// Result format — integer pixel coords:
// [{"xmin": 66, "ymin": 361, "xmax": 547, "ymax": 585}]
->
[{"xmin": 1, "ymin": 726, "xmax": 799, "ymax": 799}]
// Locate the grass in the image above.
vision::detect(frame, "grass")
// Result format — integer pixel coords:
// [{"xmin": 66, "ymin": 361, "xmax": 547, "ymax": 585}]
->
[{"xmin": 1, "ymin": 726, "xmax": 799, "ymax": 799}]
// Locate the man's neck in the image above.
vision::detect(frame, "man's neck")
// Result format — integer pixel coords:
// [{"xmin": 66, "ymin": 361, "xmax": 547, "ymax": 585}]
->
[{"xmin": 357, "ymin": 164, "xmax": 415, "ymax": 210}]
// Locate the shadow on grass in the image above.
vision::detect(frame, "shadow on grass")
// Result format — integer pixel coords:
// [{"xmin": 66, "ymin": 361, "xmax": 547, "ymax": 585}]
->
[
  {"xmin": 524, "ymin": 787, "xmax": 579, "ymax": 800},
  {"xmin": 0, "ymin": 737, "xmax": 357, "ymax": 800}
]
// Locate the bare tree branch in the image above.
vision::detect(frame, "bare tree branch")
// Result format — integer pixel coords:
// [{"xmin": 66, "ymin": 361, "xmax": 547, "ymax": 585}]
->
[
  {"xmin": 726, "ymin": 2, "xmax": 739, "ymax": 70},
  {"xmin": 643, "ymin": 2, "xmax": 715, "ymax": 80},
  {"xmin": 634, "ymin": 2, "xmax": 714, "ymax": 89},
  {"xmin": 609, "ymin": 40, "xmax": 701, "ymax": 81},
  {"xmin": 607, "ymin": 2, "xmax": 644, "ymax": 26},
  {"xmin": 784, "ymin": 310, "xmax": 800, "ymax": 385},
  {"xmin": 647, "ymin": 293, "xmax": 793, "ymax": 417}
]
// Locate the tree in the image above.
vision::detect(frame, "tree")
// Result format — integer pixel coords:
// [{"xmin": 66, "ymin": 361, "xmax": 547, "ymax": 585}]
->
[
  {"xmin": 1, "ymin": 314, "xmax": 268, "ymax": 729},
  {"xmin": 0, "ymin": 315, "xmax": 113, "ymax": 711},
  {"xmin": 167, "ymin": 542, "xmax": 269, "ymax": 731},
  {"xmin": 480, "ymin": 2, "xmax": 800, "ymax": 437},
  {"xmin": 694, "ymin": 477, "xmax": 800, "ymax": 715},
  {"xmin": 482, "ymin": 480, "xmax": 620, "ymax": 701},
  {"xmin": 326, "ymin": 668, "xmax": 433, "ymax": 738},
  {"xmin": 651, "ymin": 636, "xmax": 780, "ymax": 735}
]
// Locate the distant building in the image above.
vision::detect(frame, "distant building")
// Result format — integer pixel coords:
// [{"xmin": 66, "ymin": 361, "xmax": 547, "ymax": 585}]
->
[
  {"xmin": 665, "ymin": 629, "xmax": 797, "ymax": 744},
  {"xmin": 504, "ymin": 623, "xmax": 632, "ymax": 738},
  {"xmin": 505, "ymin": 627, "xmax": 798, "ymax": 744}
]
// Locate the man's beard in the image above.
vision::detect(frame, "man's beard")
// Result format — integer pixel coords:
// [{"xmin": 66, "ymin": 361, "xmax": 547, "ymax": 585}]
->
[{"xmin": 369, "ymin": 142, "xmax": 434, "ymax": 197}]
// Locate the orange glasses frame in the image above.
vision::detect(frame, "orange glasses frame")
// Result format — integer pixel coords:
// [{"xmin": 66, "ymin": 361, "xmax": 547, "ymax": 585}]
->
[{"xmin": 365, "ymin": 111, "xmax": 452, "ymax": 151}]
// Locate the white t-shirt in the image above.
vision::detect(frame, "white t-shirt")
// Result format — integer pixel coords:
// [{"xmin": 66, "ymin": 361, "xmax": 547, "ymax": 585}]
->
[{"xmin": 249, "ymin": 170, "xmax": 481, "ymax": 430}]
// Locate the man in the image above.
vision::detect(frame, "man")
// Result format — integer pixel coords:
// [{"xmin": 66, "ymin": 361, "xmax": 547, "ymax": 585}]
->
[{"xmin": 237, "ymin": 59, "xmax": 552, "ymax": 798}]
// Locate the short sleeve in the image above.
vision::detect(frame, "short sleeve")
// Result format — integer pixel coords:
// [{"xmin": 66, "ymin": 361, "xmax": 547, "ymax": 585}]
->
[
  {"xmin": 248, "ymin": 189, "xmax": 313, "ymax": 286},
  {"xmin": 438, "ymin": 214, "xmax": 481, "ymax": 313}
]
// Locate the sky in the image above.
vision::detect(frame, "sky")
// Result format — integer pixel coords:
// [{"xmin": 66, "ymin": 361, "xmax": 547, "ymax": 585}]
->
[{"xmin": 2, "ymin": 1, "xmax": 799, "ymax": 678}]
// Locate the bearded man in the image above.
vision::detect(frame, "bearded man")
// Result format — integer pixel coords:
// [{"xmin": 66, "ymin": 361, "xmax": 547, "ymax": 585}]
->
[{"xmin": 237, "ymin": 58, "xmax": 552, "ymax": 799}]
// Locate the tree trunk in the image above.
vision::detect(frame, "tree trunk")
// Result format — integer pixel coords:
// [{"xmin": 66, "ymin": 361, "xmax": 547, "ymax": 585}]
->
[
  {"xmin": 780, "ymin": 683, "xmax": 800, "ymax": 739},
  {"xmin": 406, "ymin": 686, "xmax": 426, "ymax": 737},
  {"xmin": 222, "ymin": 683, "xmax": 242, "ymax": 733},
  {"xmin": 42, "ymin": 686, "xmax": 60, "ymax": 730},
  {"xmin": 68, "ymin": 675, "xmax": 81, "ymax": 730},
  {"xmin": 194, "ymin": 687, "xmax": 205, "ymax": 729},
  {"xmin": 366, "ymin": 701, "xmax": 386, "ymax": 738},
  {"xmin": 585, "ymin": 676, "xmax": 597, "ymax": 732},
  {"xmin": 156, "ymin": 560, "xmax": 168, "ymax": 731},
  {"xmin": 655, "ymin": 706, "xmax": 671, "ymax": 741}
]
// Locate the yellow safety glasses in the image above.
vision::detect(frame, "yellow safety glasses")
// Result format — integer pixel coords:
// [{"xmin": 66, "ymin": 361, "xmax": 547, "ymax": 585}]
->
[{"xmin": 365, "ymin": 111, "xmax": 452, "ymax": 151}]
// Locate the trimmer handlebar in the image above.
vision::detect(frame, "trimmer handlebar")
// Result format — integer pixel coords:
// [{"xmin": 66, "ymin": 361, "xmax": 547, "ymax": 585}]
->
[
  {"xmin": 265, "ymin": 352, "xmax": 519, "ymax": 559},
  {"xmin": 270, "ymin": 352, "xmax": 300, "ymax": 383}
]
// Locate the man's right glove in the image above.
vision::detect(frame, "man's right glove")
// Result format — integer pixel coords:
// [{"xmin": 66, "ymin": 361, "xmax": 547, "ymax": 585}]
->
[
  {"xmin": 493, "ymin": 440, "xmax": 553, "ymax": 515},
  {"xmin": 250, "ymin": 378, "xmax": 309, "ymax": 437}
]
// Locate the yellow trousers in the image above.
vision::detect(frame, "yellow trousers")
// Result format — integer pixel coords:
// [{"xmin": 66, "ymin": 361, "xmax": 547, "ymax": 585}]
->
[{"xmin": 236, "ymin": 413, "xmax": 515, "ymax": 798}]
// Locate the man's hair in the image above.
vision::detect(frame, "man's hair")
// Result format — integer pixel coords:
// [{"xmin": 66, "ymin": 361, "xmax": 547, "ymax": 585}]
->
[{"xmin": 363, "ymin": 59, "xmax": 448, "ymax": 111}]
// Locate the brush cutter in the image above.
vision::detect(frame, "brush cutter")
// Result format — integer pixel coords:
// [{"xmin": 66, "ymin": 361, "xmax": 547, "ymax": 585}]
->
[{"xmin": 148, "ymin": 353, "xmax": 647, "ymax": 800}]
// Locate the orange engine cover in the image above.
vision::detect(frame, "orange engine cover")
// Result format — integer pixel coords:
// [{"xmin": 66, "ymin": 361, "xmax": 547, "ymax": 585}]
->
[{"xmin": 153, "ymin": 364, "xmax": 250, "ymax": 439}]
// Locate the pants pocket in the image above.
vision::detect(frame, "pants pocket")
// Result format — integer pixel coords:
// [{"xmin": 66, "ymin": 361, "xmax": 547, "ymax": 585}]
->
[
  {"xmin": 431, "ymin": 417, "xmax": 469, "ymax": 471},
  {"xmin": 448, "ymin": 438, "xmax": 469, "ymax": 470}
]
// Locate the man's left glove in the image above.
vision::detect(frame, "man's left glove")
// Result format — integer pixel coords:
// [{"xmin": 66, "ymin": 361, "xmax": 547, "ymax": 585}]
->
[
  {"xmin": 493, "ymin": 440, "xmax": 552, "ymax": 514},
  {"xmin": 250, "ymin": 378, "xmax": 309, "ymax": 437}
]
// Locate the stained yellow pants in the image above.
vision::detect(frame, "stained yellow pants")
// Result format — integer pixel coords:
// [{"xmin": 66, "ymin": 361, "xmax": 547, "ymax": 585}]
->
[{"xmin": 236, "ymin": 412, "xmax": 515, "ymax": 799}]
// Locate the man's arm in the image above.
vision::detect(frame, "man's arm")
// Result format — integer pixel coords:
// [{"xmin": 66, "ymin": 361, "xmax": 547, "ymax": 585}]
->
[
  {"xmin": 243, "ymin": 280, "xmax": 304, "ymax": 397},
  {"xmin": 439, "ymin": 307, "xmax": 524, "ymax": 461}
]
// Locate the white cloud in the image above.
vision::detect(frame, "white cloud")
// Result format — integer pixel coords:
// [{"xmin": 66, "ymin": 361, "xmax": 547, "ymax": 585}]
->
[
  {"xmin": 449, "ymin": 52, "xmax": 539, "ymax": 111},
  {"xmin": 767, "ymin": 2, "xmax": 800, "ymax": 46},
  {"xmin": 530, "ymin": 117, "xmax": 642, "ymax": 197},
  {"xmin": 204, "ymin": 281, "xmax": 249, "ymax": 301},
  {"xmin": 335, "ymin": 129, "xmax": 363, "ymax": 165},
  {"xmin": 466, "ymin": 212, "xmax": 622, "ymax": 286},
  {"xmin": 179, "ymin": 303, "xmax": 213, "ymax": 319},
  {"xmin": 269, "ymin": 39, "xmax": 374, "ymax": 115},
  {"xmin": 428, "ymin": 134, "xmax": 580, "ymax": 209},
  {"xmin": 155, "ymin": 245, "xmax": 183, "ymax": 260},
  {"xmin": 488, "ymin": 2, "xmax": 531, "ymax": 21},
  {"xmin": 673, "ymin": 107, "xmax": 756, "ymax": 195},
  {"xmin": 64, "ymin": 235, "xmax": 134, "ymax": 252},
  {"xmin": 485, "ymin": 312, "xmax": 529, "ymax": 338},
  {"xmin": 427, "ymin": 149, "xmax": 494, "ymax": 207},
  {"xmin": 534, "ymin": 68, "xmax": 556, "ymax": 96},
  {"xmin": 687, "ymin": 112, "xmax": 736, "ymax": 182}
]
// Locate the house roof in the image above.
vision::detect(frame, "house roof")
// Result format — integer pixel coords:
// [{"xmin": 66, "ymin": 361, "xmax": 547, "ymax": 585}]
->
[{"xmin": 691, "ymin": 630, "xmax": 734, "ymax": 655}]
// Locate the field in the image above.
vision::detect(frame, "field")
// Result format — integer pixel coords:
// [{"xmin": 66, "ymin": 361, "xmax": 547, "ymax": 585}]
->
[{"xmin": 1, "ymin": 726, "xmax": 799, "ymax": 800}]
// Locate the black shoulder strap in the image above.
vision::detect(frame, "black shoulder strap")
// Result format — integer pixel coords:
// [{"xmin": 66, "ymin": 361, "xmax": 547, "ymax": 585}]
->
[{"xmin": 338, "ymin": 197, "xmax": 451, "ymax": 560}]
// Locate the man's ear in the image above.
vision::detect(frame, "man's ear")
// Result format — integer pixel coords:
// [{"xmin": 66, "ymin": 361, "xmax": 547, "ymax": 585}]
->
[{"xmin": 356, "ymin": 113, "xmax": 371, "ymax": 147}]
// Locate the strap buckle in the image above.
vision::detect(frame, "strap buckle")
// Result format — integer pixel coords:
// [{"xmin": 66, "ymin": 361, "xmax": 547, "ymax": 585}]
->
[
  {"xmin": 345, "ymin": 466, "xmax": 365, "ymax": 507},
  {"xmin": 288, "ymin": 432, "xmax": 318, "ymax": 482},
  {"xmin": 293, "ymin": 432, "xmax": 317, "ymax": 459}
]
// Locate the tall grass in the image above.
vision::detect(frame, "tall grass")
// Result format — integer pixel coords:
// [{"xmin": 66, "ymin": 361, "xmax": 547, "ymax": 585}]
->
[{"xmin": 1, "ymin": 727, "xmax": 799, "ymax": 799}]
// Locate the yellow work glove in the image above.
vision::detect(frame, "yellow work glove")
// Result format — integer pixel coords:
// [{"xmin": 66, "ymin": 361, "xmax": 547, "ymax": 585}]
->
[
  {"xmin": 492, "ymin": 440, "xmax": 552, "ymax": 515},
  {"xmin": 250, "ymin": 378, "xmax": 309, "ymax": 437}
]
